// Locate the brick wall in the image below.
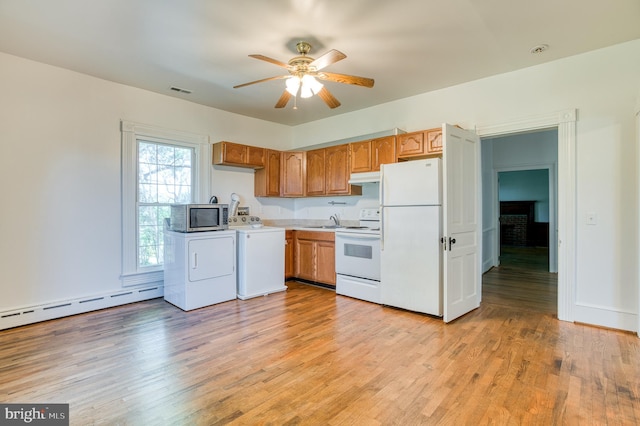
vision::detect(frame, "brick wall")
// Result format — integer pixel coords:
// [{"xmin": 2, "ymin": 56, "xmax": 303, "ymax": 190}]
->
[{"xmin": 501, "ymin": 214, "xmax": 528, "ymax": 246}]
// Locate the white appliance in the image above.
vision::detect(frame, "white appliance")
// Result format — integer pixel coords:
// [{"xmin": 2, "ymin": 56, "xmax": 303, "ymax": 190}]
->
[
  {"xmin": 380, "ymin": 158, "xmax": 443, "ymax": 316},
  {"xmin": 229, "ymin": 215, "xmax": 287, "ymax": 300},
  {"xmin": 335, "ymin": 208, "xmax": 381, "ymax": 303},
  {"xmin": 163, "ymin": 229, "xmax": 237, "ymax": 311}
]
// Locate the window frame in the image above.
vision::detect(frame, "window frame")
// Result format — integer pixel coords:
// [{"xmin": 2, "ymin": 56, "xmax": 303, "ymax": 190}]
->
[{"xmin": 121, "ymin": 120, "xmax": 210, "ymax": 287}]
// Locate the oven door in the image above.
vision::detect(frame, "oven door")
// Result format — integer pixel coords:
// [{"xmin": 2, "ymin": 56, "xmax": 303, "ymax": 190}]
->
[{"xmin": 335, "ymin": 232, "xmax": 381, "ymax": 281}]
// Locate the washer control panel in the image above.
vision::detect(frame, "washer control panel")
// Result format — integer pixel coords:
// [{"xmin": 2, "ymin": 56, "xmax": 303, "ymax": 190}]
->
[{"xmin": 228, "ymin": 215, "xmax": 262, "ymax": 227}]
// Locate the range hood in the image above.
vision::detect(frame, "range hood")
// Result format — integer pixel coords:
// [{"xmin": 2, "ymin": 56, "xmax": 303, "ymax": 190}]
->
[{"xmin": 348, "ymin": 171, "xmax": 380, "ymax": 184}]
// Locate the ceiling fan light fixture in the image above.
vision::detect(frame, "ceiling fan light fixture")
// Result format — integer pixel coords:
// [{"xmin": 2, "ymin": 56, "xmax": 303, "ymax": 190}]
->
[
  {"xmin": 285, "ymin": 76, "xmax": 300, "ymax": 96},
  {"xmin": 235, "ymin": 41, "xmax": 373, "ymax": 109},
  {"xmin": 302, "ymin": 74, "xmax": 323, "ymax": 95},
  {"xmin": 300, "ymin": 85, "xmax": 313, "ymax": 98}
]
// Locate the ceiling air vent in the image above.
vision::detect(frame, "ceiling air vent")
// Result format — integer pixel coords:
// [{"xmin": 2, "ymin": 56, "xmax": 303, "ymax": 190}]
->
[{"xmin": 170, "ymin": 86, "xmax": 192, "ymax": 94}]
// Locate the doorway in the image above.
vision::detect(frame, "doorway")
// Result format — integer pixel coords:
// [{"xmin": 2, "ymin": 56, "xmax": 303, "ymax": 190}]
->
[
  {"xmin": 498, "ymin": 169, "xmax": 551, "ymax": 272},
  {"xmin": 480, "ymin": 127, "xmax": 560, "ymax": 316},
  {"xmin": 477, "ymin": 109, "xmax": 576, "ymax": 322}
]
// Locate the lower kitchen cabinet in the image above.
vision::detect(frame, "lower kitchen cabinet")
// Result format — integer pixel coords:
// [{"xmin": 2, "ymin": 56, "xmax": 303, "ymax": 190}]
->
[
  {"xmin": 293, "ymin": 230, "xmax": 336, "ymax": 286},
  {"xmin": 284, "ymin": 230, "xmax": 294, "ymax": 279}
]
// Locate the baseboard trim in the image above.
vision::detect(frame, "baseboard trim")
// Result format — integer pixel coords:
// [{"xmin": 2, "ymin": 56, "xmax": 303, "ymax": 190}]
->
[
  {"xmin": 573, "ymin": 302, "xmax": 637, "ymax": 333},
  {"xmin": 482, "ymin": 259, "xmax": 494, "ymax": 274},
  {"xmin": 0, "ymin": 285, "xmax": 164, "ymax": 331},
  {"xmin": 288, "ymin": 278, "xmax": 336, "ymax": 291}
]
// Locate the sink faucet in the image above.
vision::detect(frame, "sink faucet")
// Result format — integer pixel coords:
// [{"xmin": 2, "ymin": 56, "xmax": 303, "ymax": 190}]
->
[{"xmin": 330, "ymin": 214, "xmax": 340, "ymax": 226}]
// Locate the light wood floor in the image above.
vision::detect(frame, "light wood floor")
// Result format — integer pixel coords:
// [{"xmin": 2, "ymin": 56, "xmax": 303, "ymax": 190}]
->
[
  {"xmin": 1, "ymin": 277, "xmax": 638, "ymax": 425},
  {"xmin": 485, "ymin": 246, "xmax": 557, "ymax": 315}
]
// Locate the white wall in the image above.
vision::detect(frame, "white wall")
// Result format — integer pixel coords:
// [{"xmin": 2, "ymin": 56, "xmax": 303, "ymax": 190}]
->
[
  {"xmin": 293, "ymin": 40, "xmax": 640, "ymax": 331},
  {"xmin": 499, "ymin": 170, "xmax": 550, "ymax": 222},
  {"xmin": 0, "ymin": 52, "xmax": 292, "ymax": 315}
]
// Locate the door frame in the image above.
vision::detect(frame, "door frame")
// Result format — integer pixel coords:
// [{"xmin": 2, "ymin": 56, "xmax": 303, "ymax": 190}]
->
[
  {"xmin": 476, "ymin": 109, "xmax": 576, "ymax": 323},
  {"xmin": 494, "ymin": 164, "xmax": 557, "ymax": 273}
]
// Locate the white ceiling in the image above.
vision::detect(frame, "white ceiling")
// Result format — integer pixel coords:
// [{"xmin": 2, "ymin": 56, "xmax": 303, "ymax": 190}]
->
[{"xmin": 1, "ymin": 0, "xmax": 639, "ymax": 126}]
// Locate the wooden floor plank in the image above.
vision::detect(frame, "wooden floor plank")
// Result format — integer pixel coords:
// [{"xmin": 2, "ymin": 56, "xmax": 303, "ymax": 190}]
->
[{"xmin": 1, "ymin": 273, "xmax": 638, "ymax": 425}]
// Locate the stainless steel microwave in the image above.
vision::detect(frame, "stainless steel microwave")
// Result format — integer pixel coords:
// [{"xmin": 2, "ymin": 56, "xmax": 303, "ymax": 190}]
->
[{"xmin": 168, "ymin": 204, "xmax": 229, "ymax": 232}]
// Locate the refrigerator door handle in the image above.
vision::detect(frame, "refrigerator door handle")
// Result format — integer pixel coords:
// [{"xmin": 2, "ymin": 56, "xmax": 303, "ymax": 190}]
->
[
  {"xmin": 379, "ymin": 166, "xmax": 385, "ymax": 207},
  {"xmin": 380, "ymin": 166, "xmax": 384, "ymax": 251},
  {"xmin": 380, "ymin": 207, "xmax": 384, "ymax": 251}
]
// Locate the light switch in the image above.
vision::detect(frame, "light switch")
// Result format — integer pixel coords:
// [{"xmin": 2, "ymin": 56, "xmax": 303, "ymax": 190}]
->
[{"xmin": 586, "ymin": 212, "xmax": 597, "ymax": 225}]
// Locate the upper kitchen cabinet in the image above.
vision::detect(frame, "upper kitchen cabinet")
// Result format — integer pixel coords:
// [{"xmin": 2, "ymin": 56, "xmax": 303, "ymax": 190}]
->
[
  {"xmin": 396, "ymin": 128, "xmax": 442, "ymax": 160},
  {"xmin": 254, "ymin": 149, "xmax": 281, "ymax": 197},
  {"xmin": 281, "ymin": 151, "xmax": 306, "ymax": 197},
  {"xmin": 350, "ymin": 141, "xmax": 372, "ymax": 173},
  {"xmin": 351, "ymin": 136, "xmax": 396, "ymax": 173},
  {"xmin": 212, "ymin": 141, "xmax": 265, "ymax": 169},
  {"xmin": 305, "ymin": 148, "xmax": 326, "ymax": 196},
  {"xmin": 372, "ymin": 136, "xmax": 397, "ymax": 171},
  {"xmin": 325, "ymin": 145, "xmax": 362, "ymax": 196}
]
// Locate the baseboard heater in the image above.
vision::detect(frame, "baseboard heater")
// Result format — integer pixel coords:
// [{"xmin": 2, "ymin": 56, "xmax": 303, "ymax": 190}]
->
[{"xmin": 0, "ymin": 286, "xmax": 163, "ymax": 331}]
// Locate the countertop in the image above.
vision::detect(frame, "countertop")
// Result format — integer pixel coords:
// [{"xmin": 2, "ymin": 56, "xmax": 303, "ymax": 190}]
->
[{"xmin": 263, "ymin": 219, "xmax": 359, "ymax": 233}]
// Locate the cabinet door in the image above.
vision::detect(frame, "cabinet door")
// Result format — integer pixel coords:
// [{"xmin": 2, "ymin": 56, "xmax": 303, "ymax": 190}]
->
[
  {"xmin": 396, "ymin": 132, "xmax": 426, "ymax": 158},
  {"xmin": 325, "ymin": 145, "xmax": 351, "ymax": 195},
  {"xmin": 306, "ymin": 148, "xmax": 326, "ymax": 196},
  {"xmin": 285, "ymin": 230, "xmax": 294, "ymax": 279},
  {"xmin": 281, "ymin": 151, "xmax": 306, "ymax": 197},
  {"xmin": 255, "ymin": 149, "xmax": 281, "ymax": 197},
  {"xmin": 350, "ymin": 141, "xmax": 372, "ymax": 173},
  {"xmin": 316, "ymin": 241, "xmax": 336, "ymax": 285},
  {"xmin": 246, "ymin": 146, "xmax": 265, "ymax": 167},
  {"xmin": 294, "ymin": 238, "xmax": 315, "ymax": 281},
  {"xmin": 372, "ymin": 136, "xmax": 396, "ymax": 171},
  {"xmin": 222, "ymin": 142, "xmax": 247, "ymax": 164},
  {"xmin": 425, "ymin": 128, "xmax": 443, "ymax": 154}
]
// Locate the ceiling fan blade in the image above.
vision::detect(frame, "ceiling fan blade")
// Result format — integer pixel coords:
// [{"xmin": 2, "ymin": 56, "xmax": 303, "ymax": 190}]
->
[
  {"xmin": 317, "ymin": 72, "xmax": 374, "ymax": 88},
  {"xmin": 233, "ymin": 75, "xmax": 288, "ymax": 89},
  {"xmin": 317, "ymin": 87, "xmax": 341, "ymax": 109},
  {"xmin": 275, "ymin": 90, "xmax": 292, "ymax": 108},
  {"xmin": 309, "ymin": 49, "xmax": 346, "ymax": 71},
  {"xmin": 248, "ymin": 54, "xmax": 289, "ymax": 68}
]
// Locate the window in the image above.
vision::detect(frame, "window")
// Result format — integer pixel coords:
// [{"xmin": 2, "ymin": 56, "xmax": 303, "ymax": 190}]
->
[
  {"xmin": 121, "ymin": 121, "xmax": 209, "ymax": 287},
  {"xmin": 137, "ymin": 141, "xmax": 194, "ymax": 268}
]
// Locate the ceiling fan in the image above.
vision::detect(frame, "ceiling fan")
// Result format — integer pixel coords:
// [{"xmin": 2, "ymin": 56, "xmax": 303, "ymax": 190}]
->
[{"xmin": 233, "ymin": 41, "xmax": 374, "ymax": 109}]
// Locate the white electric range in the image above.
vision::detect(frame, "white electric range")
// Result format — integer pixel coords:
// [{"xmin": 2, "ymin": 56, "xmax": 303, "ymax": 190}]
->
[{"xmin": 335, "ymin": 208, "xmax": 381, "ymax": 303}]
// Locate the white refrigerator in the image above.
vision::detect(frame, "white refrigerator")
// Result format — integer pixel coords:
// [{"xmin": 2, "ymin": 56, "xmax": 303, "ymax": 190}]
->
[{"xmin": 380, "ymin": 158, "xmax": 443, "ymax": 316}]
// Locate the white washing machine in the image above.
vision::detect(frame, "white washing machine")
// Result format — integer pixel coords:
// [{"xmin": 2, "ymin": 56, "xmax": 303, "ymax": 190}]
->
[{"xmin": 229, "ymin": 215, "xmax": 287, "ymax": 300}]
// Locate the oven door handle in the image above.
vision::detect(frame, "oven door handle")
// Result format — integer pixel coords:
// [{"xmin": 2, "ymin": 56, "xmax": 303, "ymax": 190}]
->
[{"xmin": 336, "ymin": 233, "xmax": 380, "ymax": 241}]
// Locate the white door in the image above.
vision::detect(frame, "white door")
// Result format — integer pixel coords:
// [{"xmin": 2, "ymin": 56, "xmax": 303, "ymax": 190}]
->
[
  {"xmin": 443, "ymin": 124, "xmax": 482, "ymax": 322},
  {"xmin": 188, "ymin": 235, "xmax": 235, "ymax": 282}
]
